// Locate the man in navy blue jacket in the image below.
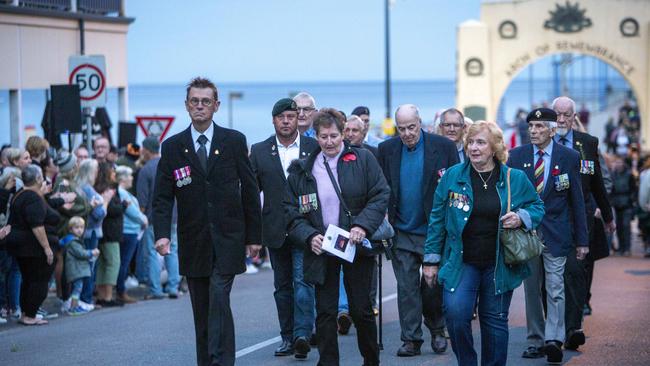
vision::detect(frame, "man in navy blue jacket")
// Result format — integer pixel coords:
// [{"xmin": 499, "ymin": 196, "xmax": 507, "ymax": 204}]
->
[{"xmin": 508, "ymin": 108, "xmax": 588, "ymax": 365}]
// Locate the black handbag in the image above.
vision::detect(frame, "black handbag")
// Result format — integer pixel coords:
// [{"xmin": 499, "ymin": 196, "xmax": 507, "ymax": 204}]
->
[
  {"xmin": 323, "ymin": 156, "xmax": 393, "ymax": 255},
  {"xmin": 500, "ymin": 168, "xmax": 545, "ymax": 265}
]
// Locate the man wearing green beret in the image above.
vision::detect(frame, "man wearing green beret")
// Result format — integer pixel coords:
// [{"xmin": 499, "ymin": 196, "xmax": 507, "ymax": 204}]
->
[{"xmin": 250, "ymin": 98, "xmax": 319, "ymax": 359}]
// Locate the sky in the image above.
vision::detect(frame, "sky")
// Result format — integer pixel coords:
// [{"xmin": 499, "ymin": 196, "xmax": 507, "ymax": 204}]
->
[{"xmin": 125, "ymin": 0, "xmax": 482, "ymax": 84}]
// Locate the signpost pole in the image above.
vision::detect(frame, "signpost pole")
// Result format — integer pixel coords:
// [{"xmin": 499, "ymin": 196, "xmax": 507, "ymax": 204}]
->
[{"xmin": 84, "ymin": 107, "xmax": 93, "ymax": 154}]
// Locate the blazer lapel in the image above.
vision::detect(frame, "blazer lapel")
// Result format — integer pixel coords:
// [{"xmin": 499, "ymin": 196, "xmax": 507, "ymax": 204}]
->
[
  {"xmin": 389, "ymin": 140, "xmax": 402, "ymax": 201},
  {"xmin": 207, "ymin": 124, "xmax": 226, "ymax": 175},
  {"xmin": 422, "ymin": 133, "xmax": 438, "ymax": 197},
  {"xmin": 269, "ymin": 137, "xmax": 286, "ymax": 181},
  {"xmin": 299, "ymin": 135, "xmax": 314, "ymax": 160},
  {"xmin": 542, "ymin": 146, "xmax": 561, "ymax": 199},
  {"xmin": 181, "ymin": 127, "xmax": 205, "ymax": 177},
  {"xmin": 523, "ymin": 144, "xmax": 536, "ymax": 185}
]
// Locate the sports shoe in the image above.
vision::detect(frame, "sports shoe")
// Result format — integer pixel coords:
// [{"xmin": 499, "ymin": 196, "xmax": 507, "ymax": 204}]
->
[
  {"xmin": 10, "ymin": 309, "xmax": 21, "ymax": 319},
  {"xmin": 67, "ymin": 306, "xmax": 90, "ymax": 316},
  {"xmin": 0, "ymin": 317, "xmax": 7, "ymax": 324},
  {"xmin": 261, "ymin": 261, "xmax": 273, "ymax": 270},
  {"xmin": 125, "ymin": 276, "xmax": 140, "ymax": 289},
  {"xmin": 78, "ymin": 301, "xmax": 95, "ymax": 311},
  {"xmin": 61, "ymin": 298, "xmax": 72, "ymax": 313},
  {"xmin": 36, "ymin": 308, "xmax": 58, "ymax": 320},
  {"xmin": 245, "ymin": 263, "xmax": 259, "ymax": 274}
]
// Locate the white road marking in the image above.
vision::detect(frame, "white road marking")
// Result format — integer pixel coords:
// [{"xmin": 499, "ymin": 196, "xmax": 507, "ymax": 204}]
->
[{"xmin": 235, "ymin": 292, "xmax": 398, "ymax": 358}]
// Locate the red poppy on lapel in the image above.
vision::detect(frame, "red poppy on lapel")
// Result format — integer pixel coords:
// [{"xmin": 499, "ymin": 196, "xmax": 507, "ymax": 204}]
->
[
  {"xmin": 551, "ymin": 167, "xmax": 561, "ymax": 176},
  {"xmin": 342, "ymin": 153, "xmax": 356, "ymax": 162}
]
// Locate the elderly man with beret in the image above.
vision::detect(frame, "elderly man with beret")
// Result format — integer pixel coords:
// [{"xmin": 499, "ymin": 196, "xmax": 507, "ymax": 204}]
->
[{"xmin": 508, "ymin": 108, "xmax": 588, "ymax": 365}]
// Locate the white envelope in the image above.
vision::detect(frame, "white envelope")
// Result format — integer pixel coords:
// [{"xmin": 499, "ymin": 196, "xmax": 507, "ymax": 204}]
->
[{"xmin": 321, "ymin": 224, "xmax": 356, "ymax": 263}]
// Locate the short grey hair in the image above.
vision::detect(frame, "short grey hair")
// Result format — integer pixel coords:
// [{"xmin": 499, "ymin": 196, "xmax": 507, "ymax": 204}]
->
[
  {"xmin": 551, "ymin": 96, "xmax": 576, "ymax": 113},
  {"xmin": 115, "ymin": 165, "xmax": 133, "ymax": 182},
  {"xmin": 293, "ymin": 92, "xmax": 316, "ymax": 108},
  {"xmin": 22, "ymin": 164, "xmax": 43, "ymax": 187}
]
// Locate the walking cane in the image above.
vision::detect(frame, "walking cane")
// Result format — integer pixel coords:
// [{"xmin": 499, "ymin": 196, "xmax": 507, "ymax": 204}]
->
[
  {"xmin": 377, "ymin": 251, "xmax": 383, "ymax": 351},
  {"xmin": 377, "ymin": 238, "xmax": 393, "ymax": 351}
]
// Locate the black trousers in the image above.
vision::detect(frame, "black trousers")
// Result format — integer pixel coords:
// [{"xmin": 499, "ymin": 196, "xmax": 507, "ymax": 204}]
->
[
  {"xmin": 187, "ymin": 270, "xmax": 235, "ymax": 366},
  {"xmin": 564, "ymin": 246, "xmax": 587, "ymax": 336},
  {"xmin": 16, "ymin": 256, "xmax": 54, "ymax": 318},
  {"xmin": 316, "ymin": 255, "xmax": 379, "ymax": 366}
]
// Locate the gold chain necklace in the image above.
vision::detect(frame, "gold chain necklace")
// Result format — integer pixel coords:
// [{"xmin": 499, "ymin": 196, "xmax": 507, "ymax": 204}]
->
[{"xmin": 477, "ymin": 169, "xmax": 494, "ymax": 190}]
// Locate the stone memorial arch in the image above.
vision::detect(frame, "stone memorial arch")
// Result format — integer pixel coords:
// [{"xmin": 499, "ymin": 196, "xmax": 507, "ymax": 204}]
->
[{"xmin": 456, "ymin": 0, "xmax": 650, "ymax": 145}]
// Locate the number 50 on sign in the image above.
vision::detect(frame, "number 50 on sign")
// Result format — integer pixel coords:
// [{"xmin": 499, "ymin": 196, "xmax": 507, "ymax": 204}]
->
[{"xmin": 69, "ymin": 55, "xmax": 107, "ymax": 108}]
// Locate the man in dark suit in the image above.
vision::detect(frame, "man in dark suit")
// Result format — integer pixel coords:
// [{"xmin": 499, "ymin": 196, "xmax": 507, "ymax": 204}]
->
[
  {"xmin": 378, "ymin": 104, "xmax": 458, "ymax": 357},
  {"xmin": 250, "ymin": 98, "xmax": 318, "ymax": 359},
  {"xmin": 153, "ymin": 77, "xmax": 262, "ymax": 366},
  {"xmin": 438, "ymin": 108, "xmax": 467, "ymax": 163},
  {"xmin": 508, "ymin": 108, "xmax": 588, "ymax": 365},
  {"xmin": 552, "ymin": 96, "xmax": 616, "ymax": 350}
]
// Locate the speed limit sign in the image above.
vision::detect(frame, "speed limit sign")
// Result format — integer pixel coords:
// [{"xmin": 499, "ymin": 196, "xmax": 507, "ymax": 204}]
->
[{"xmin": 69, "ymin": 55, "xmax": 107, "ymax": 108}]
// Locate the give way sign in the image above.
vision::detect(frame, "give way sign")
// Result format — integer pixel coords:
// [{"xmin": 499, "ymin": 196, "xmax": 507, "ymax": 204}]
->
[
  {"xmin": 136, "ymin": 116, "xmax": 175, "ymax": 142},
  {"xmin": 69, "ymin": 55, "xmax": 107, "ymax": 108}
]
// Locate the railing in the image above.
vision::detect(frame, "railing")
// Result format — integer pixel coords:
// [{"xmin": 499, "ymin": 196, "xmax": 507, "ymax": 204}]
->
[
  {"xmin": 19, "ymin": 0, "xmax": 70, "ymax": 11},
  {"xmin": 78, "ymin": 0, "xmax": 120, "ymax": 15},
  {"xmin": 1, "ymin": 0, "xmax": 124, "ymax": 16}
]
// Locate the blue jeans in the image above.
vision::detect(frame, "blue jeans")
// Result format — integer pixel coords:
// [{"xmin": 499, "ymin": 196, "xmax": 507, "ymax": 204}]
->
[
  {"xmin": 443, "ymin": 263, "xmax": 513, "ymax": 366},
  {"xmin": 135, "ymin": 231, "xmax": 149, "ymax": 283},
  {"xmin": 117, "ymin": 233, "xmax": 140, "ymax": 295},
  {"xmin": 70, "ymin": 279, "xmax": 84, "ymax": 300},
  {"xmin": 0, "ymin": 250, "xmax": 18, "ymax": 311},
  {"xmin": 268, "ymin": 243, "xmax": 315, "ymax": 340},
  {"xmin": 145, "ymin": 225, "xmax": 180, "ymax": 296},
  {"xmin": 81, "ymin": 233, "xmax": 99, "ymax": 304},
  {"xmin": 338, "ymin": 271, "xmax": 349, "ymax": 313}
]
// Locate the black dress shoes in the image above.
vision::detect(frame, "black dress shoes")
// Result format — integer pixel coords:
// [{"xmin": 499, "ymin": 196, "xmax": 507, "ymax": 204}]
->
[
  {"xmin": 294, "ymin": 336, "xmax": 311, "ymax": 359},
  {"xmin": 337, "ymin": 312, "xmax": 352, "ymax": 335},
  {"xmin": 274, "ymin": 339, "xmax": 293, "ymax": 356},
  {"xmin": 522, "ymin": 345, "xmax": 545, "ymax": 358},
  {"xmin": 397, "ymin": 341, "xmax": 421, "ymax": 357},
  {"xmin": 431, "ymin": 334, "xmax": 447, "ymax": 354},
  {"xmin": 565, "ymin": 329, "xmax": 586, "ymax": 350},
  {"xmin": 544, "ymin": 341, "xmax": 563, "ymax": 364}
]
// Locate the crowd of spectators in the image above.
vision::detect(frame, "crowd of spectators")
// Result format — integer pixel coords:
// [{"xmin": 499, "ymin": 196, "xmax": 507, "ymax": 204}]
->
[{"xmin": 0, "ymin": 134, "xmax": 180, "ymax": 326}]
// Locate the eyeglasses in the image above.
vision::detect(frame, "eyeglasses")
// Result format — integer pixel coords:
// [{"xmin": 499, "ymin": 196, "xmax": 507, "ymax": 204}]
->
[
  {"xmin": 188, "ymin": 98, "xmax": 215, "ymax": 107},
  {"xmin": 440, "ymin": 123, "xmax": 464, "ymax": 129},
  {"xmin": 297, "ymin": 107, "xmax": 316, "ymax": 114}
]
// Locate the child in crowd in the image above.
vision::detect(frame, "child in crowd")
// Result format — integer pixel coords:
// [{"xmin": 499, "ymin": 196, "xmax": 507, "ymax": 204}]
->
[{"xmin": 62, "ymin": 217, "xmax": 99, "ymax": 315}]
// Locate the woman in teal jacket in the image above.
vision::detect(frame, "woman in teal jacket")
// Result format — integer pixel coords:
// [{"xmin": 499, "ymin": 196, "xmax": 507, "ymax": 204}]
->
[{"xmin": 423, "ymin": 121, "xmax": 544, "ymax": 366}]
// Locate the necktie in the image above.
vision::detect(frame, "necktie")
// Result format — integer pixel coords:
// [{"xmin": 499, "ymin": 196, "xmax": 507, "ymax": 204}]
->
[
  {"xmin": 197, "ymin": 134, "xmax": 208, "ymax": 171},
  {"xmin": 534, "ymin": 150, "xmax": 545, "ymax": 194},
  {"xmin": 560, "ymin": 137, "xmax": 569, "ymax": 146}
]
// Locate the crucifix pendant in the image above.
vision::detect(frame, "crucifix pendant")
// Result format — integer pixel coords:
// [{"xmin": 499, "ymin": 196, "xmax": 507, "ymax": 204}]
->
[{"xmin": 483, "ymin": 183, "xmax": 488, "ymax": 190}]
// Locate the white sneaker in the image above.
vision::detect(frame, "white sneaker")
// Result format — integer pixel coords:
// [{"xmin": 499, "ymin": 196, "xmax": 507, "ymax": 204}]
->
[
  {"xmin": 61, "ymin": 298, "xmax": 72, "ymax": 313},
  {"xmin": 261, "ymin": 261, "xmax": 273, "ymax": 270},
  {"xmin": 125, "ymin": 276, "xmax": 139, "ymax": 289},
  {"xmin": 245, "ymin": 263, "xmax": 259, "ymax": 274},
  {"xmin": 0, "ymin": 317, "xmax": 7, "ymax": 324},
  {"xmin": 78, "ymin": 301, "xmax": 95, "ymax": 312}
]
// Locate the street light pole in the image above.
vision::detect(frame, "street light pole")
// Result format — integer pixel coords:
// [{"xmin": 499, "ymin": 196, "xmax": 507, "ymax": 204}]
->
[
  {"xmin": 228, "ymin": 91, "xmax": 243, "ymax": 129},
  {"xmin": 384, "ymin": 0, "xmax": 392, "ymax": 120}
]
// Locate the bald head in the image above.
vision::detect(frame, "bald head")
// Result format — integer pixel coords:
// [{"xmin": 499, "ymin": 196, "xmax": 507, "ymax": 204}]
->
[
  {"xmin": 395, "ymin": 104, "xmax": 422, "ymax": 149},
  {"xmin": 552, "ymin": 96, "xmax": 576, "ymax": 136}
]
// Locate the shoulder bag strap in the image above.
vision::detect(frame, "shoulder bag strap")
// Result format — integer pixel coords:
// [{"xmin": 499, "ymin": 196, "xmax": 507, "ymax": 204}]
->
[
  {"xmin": 322, "ymin": 155, "xmax": 352, "ymax": 217},
  {"xmin": 506, "ymin": 168, "xmax": 512, "ymax": 214}
]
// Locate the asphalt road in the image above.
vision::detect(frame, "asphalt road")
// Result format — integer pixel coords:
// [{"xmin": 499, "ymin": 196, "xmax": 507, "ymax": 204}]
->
[{"xmin": 1, "ymin": 239, "xmax": 649, "ymax": 366}]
